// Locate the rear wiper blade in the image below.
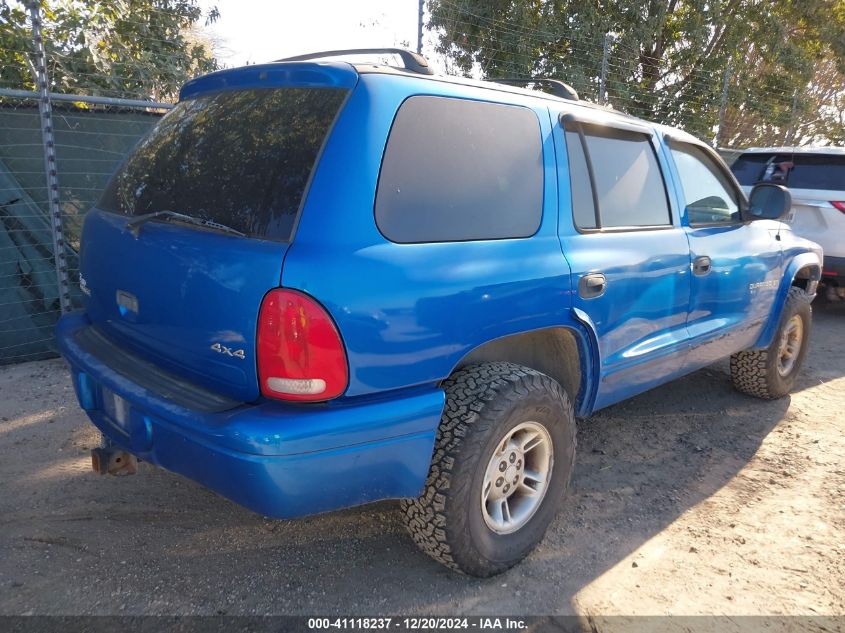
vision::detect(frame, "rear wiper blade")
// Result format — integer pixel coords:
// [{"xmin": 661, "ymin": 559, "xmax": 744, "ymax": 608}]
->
[{"xmin": 126, "ymin": 210, "xmax": 246, "ymax": 238}]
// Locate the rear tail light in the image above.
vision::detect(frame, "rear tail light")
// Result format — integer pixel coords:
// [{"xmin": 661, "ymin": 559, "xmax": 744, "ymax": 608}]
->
[
  {"xmin": 257, "ymin": 288, "xmax": 348, "ymax": 402},
  {"xmin": 831, "ymin": 201, "xmax": 845, "ymax": 214}
]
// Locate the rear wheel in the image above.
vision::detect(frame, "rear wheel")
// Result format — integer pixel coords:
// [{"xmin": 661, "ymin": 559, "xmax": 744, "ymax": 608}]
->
[
  {"xmin": 401, "ymin": 362, "xmax": 576, "ymax": 577},
  {"xmin": 730, "ymin": 286, "xmax": 812, "ymax": 399}
]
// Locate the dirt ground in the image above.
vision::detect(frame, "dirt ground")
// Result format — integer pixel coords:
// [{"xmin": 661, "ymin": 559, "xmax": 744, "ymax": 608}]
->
[{"xmin": 0, "ymin": 301, "xmax": 843, "ymax": 622}]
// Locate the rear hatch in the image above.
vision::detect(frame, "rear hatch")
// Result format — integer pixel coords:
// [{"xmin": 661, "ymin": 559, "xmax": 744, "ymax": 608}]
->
[{"xmin": 80, "ymin": 64, "xmax": 353, "ymax": 402}]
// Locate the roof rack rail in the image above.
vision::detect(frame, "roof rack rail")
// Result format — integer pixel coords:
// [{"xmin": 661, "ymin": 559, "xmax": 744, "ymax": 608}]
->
[
  {"xmin": 276, "ymin": 48, "xmax": 434, "ymax": 76},
  {"xmin": 490, "ymin": 78, "xmax": 579, "ymax": 101}
]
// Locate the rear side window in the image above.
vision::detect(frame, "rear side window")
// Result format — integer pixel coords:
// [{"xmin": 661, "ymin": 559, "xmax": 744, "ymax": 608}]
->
[
  {"xmin": 732, "ymin": 152, "xmax": 845, "ymax": 190},
  {"xmin": 99, "ymin": 87, "xmax": 348, "ymax": 241},
  {"xmin": 564, "ymin": 123, "xmax": 671, "ymax": 230},
  {"xmin": 375, "ymin": 96, "xmax": 543, "ymax": 243},
  {"xmin": 565, "ymin": 130, "xmax": 598, "ymax": 229}
]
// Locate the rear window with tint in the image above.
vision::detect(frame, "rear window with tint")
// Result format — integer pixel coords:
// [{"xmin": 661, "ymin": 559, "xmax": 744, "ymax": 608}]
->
[
  {"xmin": 375, "ymin": 96, "xmax": 543, "ymax": 243},
  {"xmin": 564, "ymin": 123, "xmax": 671, "ymax": 229},
  {"xmin": 731, "ymin": 152, "xmax": 845, "ymax": 190},
  {"xmin": 564, "ymin": 130, "xmax": 598, "ymax": 229},
  {"xmin": 99, "ymin": 87, "xmax": 348, "ymax": 241}
]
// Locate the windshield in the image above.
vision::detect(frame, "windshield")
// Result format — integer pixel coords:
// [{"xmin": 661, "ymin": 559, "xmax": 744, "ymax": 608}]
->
[
  {"xmin": 731, "ymin": 152, "xmax": 845, "ymax": 191},
  {"xmin": 98, "ymin": 87, "xmax": 348, "ymax": 241}
]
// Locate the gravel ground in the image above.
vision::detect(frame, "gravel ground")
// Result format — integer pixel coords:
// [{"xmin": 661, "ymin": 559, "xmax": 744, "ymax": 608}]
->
[{"xmin": 0, "ymin": 301, "xmax": 843, "ymax": 619}]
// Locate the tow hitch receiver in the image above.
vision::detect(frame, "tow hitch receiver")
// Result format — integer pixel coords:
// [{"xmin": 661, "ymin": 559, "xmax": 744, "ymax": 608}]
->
[{"xmin": 91, "ymin": 447, "xmax": 138, "ymax": 476}]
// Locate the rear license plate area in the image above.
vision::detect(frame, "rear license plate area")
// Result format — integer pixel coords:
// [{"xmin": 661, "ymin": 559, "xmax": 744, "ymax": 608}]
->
[{"xmin": 101, "ymin": 387, "xmax": 132, "ymax": 432}]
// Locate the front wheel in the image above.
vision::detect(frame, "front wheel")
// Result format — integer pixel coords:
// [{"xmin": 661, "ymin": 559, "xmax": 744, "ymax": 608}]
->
[
  {"xmin": 401, "ymin": 362, "xmax": 576, "ymax": 577},
  {"xmin": 730, "ymin": 286, "xmax": 812, "ymax": 399}
]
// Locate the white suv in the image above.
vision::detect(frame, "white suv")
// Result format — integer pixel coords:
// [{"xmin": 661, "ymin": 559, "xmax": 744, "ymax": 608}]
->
[{"xmin": 732, "ymin": 147, "xmax": 845, "ymax": 300}]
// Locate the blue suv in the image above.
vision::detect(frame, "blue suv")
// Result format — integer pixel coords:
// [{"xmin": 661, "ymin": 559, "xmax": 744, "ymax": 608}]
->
[{"xmin": 57, "ymin": 49, "xmax": 822, "ymax": 577}]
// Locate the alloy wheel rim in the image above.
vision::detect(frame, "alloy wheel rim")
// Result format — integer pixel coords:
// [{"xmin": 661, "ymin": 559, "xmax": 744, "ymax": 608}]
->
[
  {"xmin": 481, "ymin": 421, "xmax": 553, "ymax": 534},
  {"xmin": 776, "ymin": 315, "xmax": 803, "ymax": 377}
]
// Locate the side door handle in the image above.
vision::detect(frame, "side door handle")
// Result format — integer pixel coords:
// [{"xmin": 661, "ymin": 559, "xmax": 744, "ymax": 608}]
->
[
  {"xmin": 578, "ymin": 273, "xmax": 606, "ymax": 299},
  {"xmin": 693, "ymin": 256, "xmax": 712, "ymax": 276}
]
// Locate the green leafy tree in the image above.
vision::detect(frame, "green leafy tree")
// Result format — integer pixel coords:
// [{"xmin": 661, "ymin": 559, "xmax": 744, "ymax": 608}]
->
[
  {"xmin": 429, "ymin": 0, "xmax": 845, "ymax": 146},
  {"xmin": 0, "ymin": 0, "xmax": 219, "ymax": 101}
]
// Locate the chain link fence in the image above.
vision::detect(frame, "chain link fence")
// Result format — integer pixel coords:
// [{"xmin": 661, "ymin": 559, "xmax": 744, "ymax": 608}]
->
[
  {"xmin": 0, "ymin": 92, "xmax": 172, "ymax": 364},
  {"xmin": 0, "ymin": 1, "xmax": 176, "ymax": 364}
]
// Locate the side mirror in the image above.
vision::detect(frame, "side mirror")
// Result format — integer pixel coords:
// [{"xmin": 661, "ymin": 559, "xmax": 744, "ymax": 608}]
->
[{"xmin": 745, "ymin": 183, "xmax": 792, "ymax": 221}]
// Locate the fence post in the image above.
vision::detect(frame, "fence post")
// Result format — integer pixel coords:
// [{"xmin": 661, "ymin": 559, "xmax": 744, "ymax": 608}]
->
[
  {"xmin": 29, "ymin": 1, "xmax": 71, "ymax": 314},
  {"xmin": 417, "ymin": 0, "xmax": 424, "ymax": 55},
  {"xmin": 598, "ymin": 32, "xmax": 615, "ymax": 105},
  {"xmin": 715, "ymin": 61, "xmax": 732, "ymax": 148},
  {"xmin": 786, "ymin": 89, "xmax": 798, "ymax": 146}
]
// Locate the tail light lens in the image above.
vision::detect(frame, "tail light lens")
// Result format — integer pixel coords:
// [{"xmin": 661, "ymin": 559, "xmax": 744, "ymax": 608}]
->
[
  {"xmin": 257, "ymin": 288, "xmax": 348, "ymax": 402},
  {"xmin": 831, "ymin": 201, "xmax": 845, "ymax": 214}
]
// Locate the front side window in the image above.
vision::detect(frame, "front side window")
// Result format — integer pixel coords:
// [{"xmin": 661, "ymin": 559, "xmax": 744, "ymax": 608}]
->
[
  {"xmin": 670, "ymin": 142, "xmax": 740, "ymax": 225},
  {"xmin": 375, "ymin": 96, "xmax": 543, "ymax": 243},
  {"xmin": 564, "ymin": 122, "xmax": 671, "ymax": 230}
]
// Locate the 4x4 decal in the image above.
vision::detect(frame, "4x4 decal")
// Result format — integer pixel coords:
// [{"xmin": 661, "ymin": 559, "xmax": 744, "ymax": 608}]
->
[{"xmin": 210, "ymin": 342, "xmax": 245, "ymax": 360}]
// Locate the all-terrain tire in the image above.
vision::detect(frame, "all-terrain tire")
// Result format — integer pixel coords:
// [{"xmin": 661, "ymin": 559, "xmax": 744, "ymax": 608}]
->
[
  {"xmin": 730, "ymin": 286, "xmax": 812, "ymax": 399},
  {"xmin": 401, "ymin": 362, "xmax": 576, "ymax": 577}
]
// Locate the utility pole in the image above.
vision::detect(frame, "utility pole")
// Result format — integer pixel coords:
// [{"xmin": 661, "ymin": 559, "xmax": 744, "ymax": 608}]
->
[
  {"xmin": 598, "ymin": 32, "xmax": 616, "ymax": 105},
  {"xmin": 417, "ymin": 0, "xmax": 424, "ymax": 55},
  {"xmin": 715, "ymin": 61, "xmax": 732, "ymax": 149}
]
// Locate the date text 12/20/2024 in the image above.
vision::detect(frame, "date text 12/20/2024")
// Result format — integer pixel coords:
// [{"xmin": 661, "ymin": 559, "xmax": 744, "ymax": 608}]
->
[{"xmin": 307, "ymin": 618, "xmax": 528, "ymax": 630}]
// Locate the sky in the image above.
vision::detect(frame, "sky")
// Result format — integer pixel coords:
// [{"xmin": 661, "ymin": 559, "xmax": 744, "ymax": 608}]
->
[{"xmin": 196, "ymin": 0, "xmax": 434, "ymax": 69}]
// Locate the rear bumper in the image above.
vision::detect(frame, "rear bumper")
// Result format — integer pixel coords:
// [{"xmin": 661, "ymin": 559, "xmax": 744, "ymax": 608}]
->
[
  {"xmin": 56, "ymin": 312, "xmax": 443, "ymax": 519},
  {"xmin": 822, "ymin": 256, "xmax": 845, "ymax": 283}
]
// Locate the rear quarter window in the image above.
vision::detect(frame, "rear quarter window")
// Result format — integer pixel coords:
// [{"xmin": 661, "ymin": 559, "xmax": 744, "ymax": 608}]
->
[{"xmin": 375, "ymin": 96, "xmax": 543, "ymax": 243}]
